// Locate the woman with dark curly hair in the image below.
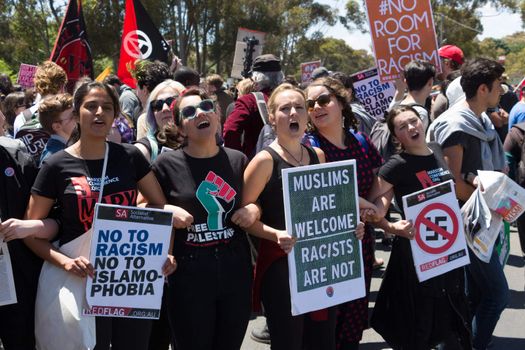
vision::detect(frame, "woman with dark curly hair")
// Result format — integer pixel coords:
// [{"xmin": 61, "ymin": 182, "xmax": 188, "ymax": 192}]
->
[
  {"xmin": 305, "ymin": 77, "xmax": 386, "ymax": 350},
  {"xmin": 152, "ymin": 87, "xmax": 258, "ymax": 349}
]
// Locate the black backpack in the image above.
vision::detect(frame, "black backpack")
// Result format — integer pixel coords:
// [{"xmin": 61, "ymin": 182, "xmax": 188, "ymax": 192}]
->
[{"xmin": 16, "ymin": 108, "xmax": 50, "ymax": 164}]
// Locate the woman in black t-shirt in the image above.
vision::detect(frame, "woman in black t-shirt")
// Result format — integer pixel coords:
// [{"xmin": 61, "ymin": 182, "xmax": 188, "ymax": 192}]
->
[
  {"xmin": 369, "ymin": 105, "xmax": 471, "ymax": 349},
  {"xmin": 24, "ymin": 81, "xmax": 175, "ymax": 350},
  {"xmin": 152, "ymin": 87, "xmax": 258, "ymax": 350}
]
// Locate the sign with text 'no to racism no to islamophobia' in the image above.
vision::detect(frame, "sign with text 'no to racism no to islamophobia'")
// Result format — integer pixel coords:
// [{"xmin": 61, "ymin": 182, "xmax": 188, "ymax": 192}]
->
[
  {"xmin": 282, "ymin": 160, "xmax": 365, "ymax": 316},
  {"xmin": 85, "ymin": 204, "xmax": 172, "ymax": 319}
]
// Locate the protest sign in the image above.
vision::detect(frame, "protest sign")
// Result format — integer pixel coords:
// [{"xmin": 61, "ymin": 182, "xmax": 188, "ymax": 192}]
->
[
  {"xmin": 85, "ymin": 204, "xmax": 172, "ymax": 319},
  {"xmin": 300, "ymin": 60, "xmax": 321, "ymax": 83},
  {"xmin": 231, "ymin": 27, "xmax": 266, "ymax": 79},
  {"xmin": 282, "ymin": 160, "xmax": 365, "ymax": 315},
  {"xmin": 16, "ymin": 63, "xmax": 38, "ymax": 89},
  {"xmin": 366, "ymin": 0, "xmax": 441, "ymax": 82},
  {"xmin": 351, "ymin": 67, "xmax": 395, "ymax": 119},
  {"xmin": 403, "ymin": 180, "xmax": 469, "ymax": 282},
  {"xmin": 0, "ymin": 240, "xmax": 17, "ymax": 306}
]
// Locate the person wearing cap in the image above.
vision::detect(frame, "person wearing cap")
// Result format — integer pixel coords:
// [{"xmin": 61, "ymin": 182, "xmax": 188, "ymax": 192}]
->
[
  {"xmin": 310, "ymin": 67, "xmax": 330, "ymax": 81},
  {"xmin": 223, "ymin": 54, "xmax": 284, "ymax": 158},
  {"xmin": 431, "ymin": 45, "xmax": 465, "ymax": 121}
]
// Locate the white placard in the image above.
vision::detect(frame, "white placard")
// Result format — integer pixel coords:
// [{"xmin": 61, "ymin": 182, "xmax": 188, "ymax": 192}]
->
[
  {"xmin": 403, "ymin": 180, "xmax": 470, "ymax": 282},
  {"xmin": 85, "ymin": 204, "xmax": 172, "ymax": 319},
  {"xmin": 0, "ymin": 240, "xmax": 17, "ymax": 306},
  {"xmin": 282, "ymin": 160, "xmax": 365, "ymax": 315}
]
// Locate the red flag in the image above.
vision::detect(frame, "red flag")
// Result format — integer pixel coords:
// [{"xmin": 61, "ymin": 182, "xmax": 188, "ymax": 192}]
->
[
  {"xmin": 50, "ymin": 0, "xmax": 93, "ymax": 92},
  {"xmin": 117, "ymin": 0, "xmax": 170, "ymax": 88}
]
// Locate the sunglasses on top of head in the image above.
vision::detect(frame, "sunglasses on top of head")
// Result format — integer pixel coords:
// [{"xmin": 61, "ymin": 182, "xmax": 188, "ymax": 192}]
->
[
  {"xmin": 180, "ymin": 99, "xmax": 215, "ymax": 120},
  {"xmin": 306, "ymin": 93, "xmax": 332, "ymax": 112},
  {"xmin": 150, "ymin": 96, "xmax": 177, "ymax": 112}
]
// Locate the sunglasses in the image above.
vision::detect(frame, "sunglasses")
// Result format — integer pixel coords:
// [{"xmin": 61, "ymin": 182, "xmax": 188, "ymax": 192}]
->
[
  {"xmin": 150, "ymin": 96, "xmax": 177, "ymax": 112},
  {"xmin": 180, "ymin": 99, "xmax": 215, "ymax": 120},
  {"xmin": 306, "ymin": 93, "xmax": 332, "ymax": 112}
]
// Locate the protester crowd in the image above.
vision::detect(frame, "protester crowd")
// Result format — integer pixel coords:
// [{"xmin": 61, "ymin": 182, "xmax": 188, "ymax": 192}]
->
[{"xmin": 0, "ymin": 45, "xmax": 522, "ymax": 350}]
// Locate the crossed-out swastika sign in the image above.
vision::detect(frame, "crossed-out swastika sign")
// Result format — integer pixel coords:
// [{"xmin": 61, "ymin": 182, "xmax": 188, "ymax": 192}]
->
[{"xmin": 414, "ymin": 203, "xmax": 459, "ymax": 254}]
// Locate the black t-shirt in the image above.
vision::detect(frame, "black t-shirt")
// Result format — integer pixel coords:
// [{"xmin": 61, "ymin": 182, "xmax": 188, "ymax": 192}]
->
[
  {"xmin": 32, "ymin": 142, "xmax": 151, "ymax": 245},
  {"xmin": 152, "ymin": 147, "xmax": 248, "ymax": 253},
  {"xmin": 441, "ymin": 131, "xmax": 483, "ymax": 176},
  {"xmin": 379, "ymin": 143, "xmax": 454, "ymax": 215}
]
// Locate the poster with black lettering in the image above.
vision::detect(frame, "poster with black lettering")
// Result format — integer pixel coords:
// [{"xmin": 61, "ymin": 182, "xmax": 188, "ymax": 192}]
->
[
  {"xmin": 282, "ymin": 159, "xmax": 365, "ymax": 316},
  {"xmin": 402, "ymin": 180, "xmax": 470, "ymax": 282},
  {"xmin": 85, "ymin": 203, "xmax": 172, "ymax": 319},
  {"xmin": 351, "ymin": 67, "xmax": 395, "ymax": 120}
]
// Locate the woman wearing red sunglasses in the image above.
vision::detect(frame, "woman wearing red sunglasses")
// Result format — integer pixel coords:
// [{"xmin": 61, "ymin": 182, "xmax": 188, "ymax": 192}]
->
[
  {"xmin": 151, "ymin": 87, "xmax": 258, "ymax": 349},
  {"xmin": 305, "ymin": 77, "xmax": 386, "ymax": 350},
  {"xmin": 135, "ymin": 79, "xmax": 185, "ymax": 162}
]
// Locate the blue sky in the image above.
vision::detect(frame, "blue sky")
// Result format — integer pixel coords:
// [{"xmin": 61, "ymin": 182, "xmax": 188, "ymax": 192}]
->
[{"xmin": 314, "ymin": 1, "xmax": 523, "ymax": 52}]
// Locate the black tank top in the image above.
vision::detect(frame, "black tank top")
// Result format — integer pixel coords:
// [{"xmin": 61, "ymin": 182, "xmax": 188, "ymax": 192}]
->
[{"xmin": 259, "ymin": 145, "xmax": 320, "ymax": 230}]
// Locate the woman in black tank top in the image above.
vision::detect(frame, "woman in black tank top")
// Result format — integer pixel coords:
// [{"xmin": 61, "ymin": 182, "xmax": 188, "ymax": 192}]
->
[{"xmin": 241, "ymin": 84, "xmax": 368, "ymax": 350}]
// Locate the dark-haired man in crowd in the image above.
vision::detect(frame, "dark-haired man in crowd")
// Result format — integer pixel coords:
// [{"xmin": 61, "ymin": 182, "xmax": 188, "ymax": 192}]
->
[{"xmin": 433, "ymin": 58, "xmax": 508, "ymax": 350}]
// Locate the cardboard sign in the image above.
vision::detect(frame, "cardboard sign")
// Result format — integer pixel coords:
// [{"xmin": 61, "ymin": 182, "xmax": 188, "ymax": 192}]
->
[
  {"xmin": 366, "ymin": 0, "xmax": 441, "ymax": 82},
  {"xmin": 351, "ymin": 67, "xmax": 395, "ymax": 119},
  {"xmin": 300, "ymin": 60, "xmax": 321, "ymax": 83},
  {"xmin": 282, "ymin": 160, "xmax": 365, "ymax": 315},
  {"xmin": 16, "ymin": 63, "xmax": 38, "ymax": 89},
  {"xmin": 85, "ymin": 204, "xmax": 172, "ymax": 319},
  {"xmin": 403, "ymin": 180, "xmax": 470, "ymax": 282},
  {"xmin": 231, "ymin": 27, "xmax": 266, "ymax": 79}
]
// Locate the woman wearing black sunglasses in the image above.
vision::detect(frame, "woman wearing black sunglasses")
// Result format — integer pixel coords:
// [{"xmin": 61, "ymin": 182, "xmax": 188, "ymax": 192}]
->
[
  {"xmin": 305, "ymin": 77, "xmax": 386, "ymax": 350},
  {"xmin": 135, "ymin": 79, "xmax": 185, "ymax": 162},
  {"xmin": 151, "ymin": 87, "xmax": 258, "ymax": 350}
]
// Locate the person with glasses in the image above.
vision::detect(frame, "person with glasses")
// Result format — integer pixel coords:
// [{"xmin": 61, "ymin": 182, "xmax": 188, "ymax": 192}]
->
[
  {"xmin": 135, "ymin": 79, "xmax": 185, "ymax": 162},
  {"xmin": 152, "ymin": 87, "xmax": 258, "ymax": 349},
  {"xmin": 305, "ymin": 77, "xmax": 385, "ymax": 350},
  {"xmin": 37, "ymin": 93, "xmax": 75, "ymax": 166}
]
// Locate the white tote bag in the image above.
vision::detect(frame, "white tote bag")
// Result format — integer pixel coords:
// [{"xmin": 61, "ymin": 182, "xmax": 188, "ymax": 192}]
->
[{"xmin": 35, "ymin": 144, "xmax": 109, "ymax": 350}]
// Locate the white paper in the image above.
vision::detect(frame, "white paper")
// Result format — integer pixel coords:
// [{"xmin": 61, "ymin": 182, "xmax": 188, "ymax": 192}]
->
[
  {"xmin": 85, "ymin": 204, "xmax": 172, "ymax": 319},
  {"xmin": 282, "ymin": 160, "xmax": 365, "ymax": 315},
  {"xmin": 403, "ymin": 180, "xmax": 470, "ymax": 282},
  {"xmin": 0, "ymin": 240, "xmax": 18, "ymax": 306}
]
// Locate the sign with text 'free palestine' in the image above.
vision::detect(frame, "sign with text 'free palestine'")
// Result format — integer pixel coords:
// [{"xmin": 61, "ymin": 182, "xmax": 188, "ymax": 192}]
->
[
  {"xmin": 283, "ymin": 160, "xmax": 365, "ymax": 316},
  {"xmin": 85, "ymin": 204, "xmax": 172, "ymax": 319}
]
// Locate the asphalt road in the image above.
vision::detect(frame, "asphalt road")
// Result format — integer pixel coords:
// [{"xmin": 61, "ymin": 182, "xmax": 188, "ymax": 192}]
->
[{"xmin": 242, "ymin": 226, "xmax": 525, "ymax": 349}]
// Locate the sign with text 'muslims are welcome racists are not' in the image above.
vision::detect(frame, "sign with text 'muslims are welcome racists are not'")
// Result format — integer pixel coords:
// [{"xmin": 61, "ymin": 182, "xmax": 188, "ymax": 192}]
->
[
  {"xmin": 85, "ymin": 204, "xmax": 172, "ymax": 319},
  {"xmin": 282, "ymin": 160, "xmax": 365, "ymax": 316},
  {"xmin": 366, "ymin": 0, "xmax": 441, "ymax": 82}
]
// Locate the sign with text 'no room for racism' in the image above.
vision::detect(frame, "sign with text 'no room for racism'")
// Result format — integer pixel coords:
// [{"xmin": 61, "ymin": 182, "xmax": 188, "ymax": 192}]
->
[
  {"xmin": 366, "ymin": 0, "xmax": 441, "ymax": 82},
  {"xmin": 283, "ymin": 160, "xmax": 365, "ymax": 316},
  {"xmin": 85, "ymin": 204, "xmax": 172, "ymax": 319}
]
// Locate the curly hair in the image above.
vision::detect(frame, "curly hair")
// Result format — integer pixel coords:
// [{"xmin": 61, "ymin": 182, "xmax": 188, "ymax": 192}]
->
[
  {"xmin": 305, "ymin": 76, "xmax": 358, "ymax": 132},
  {"xmin": 131, "ymin": 59, "xmax": 171, "ymax": 92},
  {"xmin": 34, "ymin": 61, "xmax": 67, "ymax": 96},
  {"xmin": 38, "ymin": 93, "xmax": 74, "ymax": 133}
]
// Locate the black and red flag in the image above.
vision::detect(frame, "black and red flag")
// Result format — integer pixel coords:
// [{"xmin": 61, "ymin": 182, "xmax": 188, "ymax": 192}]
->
[
  {"xmin": 50, "ymin": 0, "xmax": 93, "ymax": 92},
  {"xmin": 117, "ymin": 0, "xmax": 170, "ymax": 88}
]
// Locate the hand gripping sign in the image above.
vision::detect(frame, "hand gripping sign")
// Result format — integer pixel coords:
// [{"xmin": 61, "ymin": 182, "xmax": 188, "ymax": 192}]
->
[{"xmin": 403, "ymin": 180, "xmax": 470, "ymax": 282}]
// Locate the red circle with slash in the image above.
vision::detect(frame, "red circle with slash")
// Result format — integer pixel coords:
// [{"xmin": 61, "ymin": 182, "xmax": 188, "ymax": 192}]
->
[{"xmin": 414, "ymin": 203, "xmax": 458, "ymax": 254}]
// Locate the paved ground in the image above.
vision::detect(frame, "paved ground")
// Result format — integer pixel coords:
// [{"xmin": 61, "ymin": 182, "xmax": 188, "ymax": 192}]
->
[
  {"xmin": 241, "ymin": 226, "xmax": 525, "ymax": 349},
  {"xmin": 2, "ymin": 229, "xmax": 523, "ymax": 350}
]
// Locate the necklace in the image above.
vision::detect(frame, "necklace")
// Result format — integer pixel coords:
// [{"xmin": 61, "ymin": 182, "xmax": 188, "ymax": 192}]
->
[{"xmin": 278, "ymin": 142, "xmax": 304, "ymax": 166}]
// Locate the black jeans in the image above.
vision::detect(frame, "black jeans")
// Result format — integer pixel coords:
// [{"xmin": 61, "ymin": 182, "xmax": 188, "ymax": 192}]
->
[
  {"xmin": 261, "ymin": 257, "xmax": 336, "ymax": 350},
  {"xmin": 167, "ymin": 242, "xmax": 252, "ymax": 350},
  {"xmin": 94, "ymin": 317, "xmax": 153, "ymax": 350}
]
